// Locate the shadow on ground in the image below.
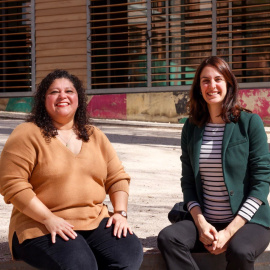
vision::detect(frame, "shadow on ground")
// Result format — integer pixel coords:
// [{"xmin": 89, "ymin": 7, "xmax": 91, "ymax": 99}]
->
[
  {"xmin": 140, "ymin": 236, "xmax": 159, "ymax": 251},
  {"xmin": 0, "ymin": 242, "xmax": 11, "ymax": 261},
  {"xmin": 0, "ymin": 128, "xmax": 14, "ymax": 135},
  {"xmin": 106, "ymin": 134, "xmax": 180, "ymax": 147}
]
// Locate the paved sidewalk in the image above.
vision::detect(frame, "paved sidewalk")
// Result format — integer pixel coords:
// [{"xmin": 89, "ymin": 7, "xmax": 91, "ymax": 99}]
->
[{"xmin": 0, "ymin": 112, "xmax": 269, "ymax": 267}]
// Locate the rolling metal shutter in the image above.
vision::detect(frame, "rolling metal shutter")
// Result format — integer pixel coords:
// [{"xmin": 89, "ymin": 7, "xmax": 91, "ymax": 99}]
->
[
  {"xmin": 0, "ymin": 0, "xmax": 35, "ymax": 97},
  {"xmin": 87, "ymin": 0, "xmax": 269, "ymax": 94}
]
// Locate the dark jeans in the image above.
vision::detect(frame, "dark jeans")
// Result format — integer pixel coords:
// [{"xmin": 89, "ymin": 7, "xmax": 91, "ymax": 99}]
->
[
  {"xmin": 12, "ymin": 218, "xmax": 143, "ymax": 270},
  {"xmin": 157, "ymin": 216, "xmax": 270, "ymax": 270}
]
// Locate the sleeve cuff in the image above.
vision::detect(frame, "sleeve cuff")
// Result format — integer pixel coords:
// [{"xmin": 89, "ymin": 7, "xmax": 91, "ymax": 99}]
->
[
  {"xmin": 237, "ymin": 197, "xmax": 261, "ymax": 221},
  {"xmin": 187, "ymin": 201, "xmax": 200, "ymax": 212},
  {"xmin": 9, "ymin": 189, "xmax": 36, "ymax": 212},
  {"xmin": 108, "ymin": 180, "xmax": 129, "ymax": 196}
]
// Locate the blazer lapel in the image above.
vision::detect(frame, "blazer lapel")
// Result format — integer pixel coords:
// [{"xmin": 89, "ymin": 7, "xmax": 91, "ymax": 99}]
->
[
  {"xmin": 222, "ymin": 121, "xmax": 235, "ymax": 161},
  {"xmin": 192, "ymin": 125, "xmax": 205, "ymax": 203},
  {"xmin": 193, "ymin": 125, "xmax": 205, "ymax": 180}
]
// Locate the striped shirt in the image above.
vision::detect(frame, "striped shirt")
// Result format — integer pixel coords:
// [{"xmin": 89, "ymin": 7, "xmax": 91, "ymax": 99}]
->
[{"xmin": 187, "ymin": 123, "xmax": 261, "ymax": 223}]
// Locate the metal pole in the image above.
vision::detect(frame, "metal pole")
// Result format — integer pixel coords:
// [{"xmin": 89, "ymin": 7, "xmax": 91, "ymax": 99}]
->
[
  {"xmin": 165, "ymin": 0, "xmax": 169, "ymax": 85},
  {"xmin": 212, "ymin": 0, "xmax": 217, "ymax": 56},
  {"xmin": 86, "ymin": 0, "xmax": 91, "ymax": 90},
  {"xmin": 229, "ymin": 1, "xmax": 232, "ymax": 68},
  {"xmin": 31, "ymin": 0, "xmax": 35, "ymax": 93},
  {"xmin": 1, "ymin": 1, "xmax": 7, "ymax": 92},
  {"xmin": 107, "ymin": 0, "xmax": 111, "ymax": 88},
  {"xmin": 146, "ymin": 0, "xmax": 152, "ymax": 88},
  {"xmin": 180, "ymin": 0, "xmax": 186, "ymax": 85}
]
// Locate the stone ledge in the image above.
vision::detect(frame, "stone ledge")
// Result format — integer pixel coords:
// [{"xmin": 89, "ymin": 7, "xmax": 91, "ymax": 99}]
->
[
  {"xmin": 140, "ymin": 249, "xmax": 270, "ymax": 270},
  {"xmin": 1, "ymin": 249, "xmax": 269, "ymax": 270}
]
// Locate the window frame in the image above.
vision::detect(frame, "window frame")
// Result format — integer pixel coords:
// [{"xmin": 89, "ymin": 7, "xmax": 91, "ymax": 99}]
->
[
  {"xmin": 0, "ymin": 0, "xmax": 35, "ymax": 98},
  {"xmin": 86, "ymin": 0, "xmax": 270, "ymax": 95}
]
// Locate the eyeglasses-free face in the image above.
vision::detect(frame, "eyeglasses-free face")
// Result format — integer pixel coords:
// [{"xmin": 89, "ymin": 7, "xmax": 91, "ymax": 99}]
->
[
  {"xmin": 45, "ymin": 78, "xmax": 79, "ymax": 129},
  {"xmin": 200, "ymin": 65, "xmax": 227, "ymax": 110}
]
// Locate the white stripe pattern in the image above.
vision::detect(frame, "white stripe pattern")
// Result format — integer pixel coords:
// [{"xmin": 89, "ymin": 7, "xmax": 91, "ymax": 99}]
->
[
  {"xmin": 238, "ymin": 197, "xmax": 262, "ymax": 221},
  {"xmin": 187, "ymin": 123, "xmax": 261, "ymax": 223},
  {"xmin": 199, "ymin": 123, "xmax": 233, "ymax": 223}
]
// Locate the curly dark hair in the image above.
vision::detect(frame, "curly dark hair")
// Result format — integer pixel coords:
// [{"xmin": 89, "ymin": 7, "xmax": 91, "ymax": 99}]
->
[
  {"xmin": 27, "ymin": 69, "xmax": 92, "ymax": 142},
  {"xmin": 187, "ymin": 56, "xmax": 251, "ymax": 126}
]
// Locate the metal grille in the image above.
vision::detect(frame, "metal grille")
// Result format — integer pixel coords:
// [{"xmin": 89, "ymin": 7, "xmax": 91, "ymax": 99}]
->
[
  {"xmin": 87, "ymin": 0, "xmax": 270, "ymax": 94},
  {"xmin": 88, "ymin": 0, "xmax": 148, "ymax": 92},
  {"xmin": 0, "ymin": 0, "xmax": 35, "ymax": 97},
  {"xmin": 216, "ymin": 0, "xmax": 270, "ymax": 88}
]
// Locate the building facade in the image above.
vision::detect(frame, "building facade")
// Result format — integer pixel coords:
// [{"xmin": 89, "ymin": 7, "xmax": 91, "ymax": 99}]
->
[{"xmin": 0, "ymin": 0, "xmax": 270, "ymax": 124}]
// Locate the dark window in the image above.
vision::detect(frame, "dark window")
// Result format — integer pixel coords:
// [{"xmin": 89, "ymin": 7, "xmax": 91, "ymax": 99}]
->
[
  {"xmin": 87, "ymin": 0, "xmax": 270, "ymax": 94},
  {"xmin": 0, "ymin": 0, "xmax": 34, "ymax": 96}
]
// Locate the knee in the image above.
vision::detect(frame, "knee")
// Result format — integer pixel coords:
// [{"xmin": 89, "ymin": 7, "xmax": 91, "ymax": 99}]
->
[
  {"xmin": 226, "ymin": 244, "xmax": 255, "ymax": 264},
  {"xmin": 157, "ymin": 226, "xmax": 175, "ymax": 251},
  {"xmin": 118, "ymin": 234, "xmax": 143, "ymax": 270},
  {"xmin": 129, "ymin": 236, "xmax": 144, "ymax": 270},
  {"xmin": 157, "ymin": 227, "xmax": 167, "ymax": 250}
]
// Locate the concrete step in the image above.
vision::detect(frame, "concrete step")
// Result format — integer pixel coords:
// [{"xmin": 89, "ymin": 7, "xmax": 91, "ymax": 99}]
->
[
  {"xmin": 140, "ymin": 249, "xmax": 270, "ymax": 270},
  {"xmin": 0, "ymin": 249, "xmax": 269, "ymax": 270}
]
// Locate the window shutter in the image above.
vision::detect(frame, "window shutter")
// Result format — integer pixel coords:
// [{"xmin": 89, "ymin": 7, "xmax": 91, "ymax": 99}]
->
[
  {"xmin": 0, "ymin": 0, "xmax": 34, "ymax": 95},
  {"xmin": 216, "ymin": 0, "xmax": 270, "ymax": 85},
  {"xmin": 151, "ymin": 0, "xmax": 213, "ymax": 87},
  {"xmin": 89, "ymin": 0, "xmax": 148, "ymax": 90},
  {"xmin": 88, "ymin": 0, "xmax": 270, "ymax": 93}
]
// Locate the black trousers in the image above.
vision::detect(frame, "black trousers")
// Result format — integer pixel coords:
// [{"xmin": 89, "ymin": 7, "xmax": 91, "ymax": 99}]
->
[
  {"xmin": 157, "ymin": 217, "xmax": 270, "ymax": 270},
  {"xmin": 12, "ymin": 218, "xmax": 143, "ymax": 270}
]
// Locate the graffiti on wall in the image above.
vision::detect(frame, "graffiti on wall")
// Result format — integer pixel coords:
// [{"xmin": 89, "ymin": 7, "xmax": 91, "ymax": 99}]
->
[
  {"xmin": 239, "ymin": 89, "xmax": 270, "ymax": 126},
  {"xmin": 1, "ymin": 89, "xmax": 270, "ymax": 126}
]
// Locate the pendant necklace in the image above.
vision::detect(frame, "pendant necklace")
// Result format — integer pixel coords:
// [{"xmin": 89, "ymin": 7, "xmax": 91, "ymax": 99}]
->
[{"xmin": 57, "ymin": 131, "xmax": 74, "ymax": 148}]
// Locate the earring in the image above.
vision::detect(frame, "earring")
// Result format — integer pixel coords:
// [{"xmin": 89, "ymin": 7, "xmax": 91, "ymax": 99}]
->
[{"xmin": 200, "ymin": 91, "xmax": 202, "ymax": 95}]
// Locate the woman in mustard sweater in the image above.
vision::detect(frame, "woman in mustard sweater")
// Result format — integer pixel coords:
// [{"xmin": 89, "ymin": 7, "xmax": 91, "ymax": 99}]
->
[
  {"xmin": 0, "ymin": 69, "xmax": 143, "ymax": 270},
  {"xmin": 158, "ymin": 56, "xmax": 270, "ymax": 270}
]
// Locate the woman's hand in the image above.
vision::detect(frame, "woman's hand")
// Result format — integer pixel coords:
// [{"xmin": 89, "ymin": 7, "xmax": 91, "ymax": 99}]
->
[
  {"xmin": 202, "ymin": 229, "xmax": 229, "ymax": 255},
  {"xmin": 206, "ymin": 215, "xmax": 247, "ymax": 255},
  {"xmin": 204, "ymin": 230, "xmax": 229, "ymax": 255},
  {"xmin": 106, "ymin": 213, "xmax": 133, "ymax": 238},
  {"xmin": 108, "ymin": 190, "xmax": 132, "ymax": 238},
  {"xmin": 215, "ymin": 229, "xmax": 231, "ymax": 250},
  {"xmin": 43, "ymin": 214, "xmax": 77, "ymax": 243},
  {"xmin": 21, "ymin": 196, "xmax": 77, "ymax": 243},
  {"xmin": 204, "ymin": 242, "xmax": 227, "ymax": 255},
  {"xmin": 190, "ymin": 206, "xmax": 218, "ymax": 246},
  {"xmin": 196, "ymin": 218, "xmax": 218, "ymax": 246}
]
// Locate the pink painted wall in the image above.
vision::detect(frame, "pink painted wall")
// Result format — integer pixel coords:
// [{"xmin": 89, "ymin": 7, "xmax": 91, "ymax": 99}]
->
[
  {"xmin": 86, "ymin": 89, "xmax": 270, "ymax": 126},
  {"xmin": 87, "ymin": 94, "xmax": 127, "ymax": 120},
  {"xmin": 239, "ymin": 89, "xmax": 270, "ymax": 126}
]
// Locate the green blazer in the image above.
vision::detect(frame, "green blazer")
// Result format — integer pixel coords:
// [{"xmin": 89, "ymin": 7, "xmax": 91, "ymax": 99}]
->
[{"xmin": 181, "ymin": 111, "xmax": 270, "ymax": 228}]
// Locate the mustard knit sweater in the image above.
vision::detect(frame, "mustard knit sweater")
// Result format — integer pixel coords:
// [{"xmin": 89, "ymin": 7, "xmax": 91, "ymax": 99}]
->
[{"xmin": 0, "ymin": 122, "xmax": 130, "ymax": 255}]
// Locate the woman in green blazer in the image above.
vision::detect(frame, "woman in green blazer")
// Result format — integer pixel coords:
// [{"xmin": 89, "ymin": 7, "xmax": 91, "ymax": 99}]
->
[{"xmin": 158, "ymin": 56, "xmax": 270, "ymax": 270}]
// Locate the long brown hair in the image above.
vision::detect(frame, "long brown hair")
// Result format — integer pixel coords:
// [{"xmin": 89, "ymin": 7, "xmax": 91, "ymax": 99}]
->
[{"xmin": 187, "ymin": 56, "xmax": 250, "ymax": 126}]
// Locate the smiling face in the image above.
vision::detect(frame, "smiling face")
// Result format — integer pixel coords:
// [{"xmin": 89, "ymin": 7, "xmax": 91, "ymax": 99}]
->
[
  {"xmin": 45, "ymin": 78, "xmax": 78, "ymax": 129},
  {"xmin": 200, "ymin": 65, "xmax": 227, "ymax": 110}
]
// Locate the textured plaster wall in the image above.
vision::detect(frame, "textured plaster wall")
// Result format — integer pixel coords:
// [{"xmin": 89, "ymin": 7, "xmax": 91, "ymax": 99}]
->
[
  {"xmin": 1, "ymin": 88, "xmax": 270, "ymax": 126},
  {"xmin": 86, "ymin": 88, "xmax": 270, "ymax": 125},
  {"xmin": 0, "ymin": 99, "xmax": 9, "ymax": 111},
  {"xmin": 87, "ymin": 94, "xmax": 127, "ymax": 120},
  {"xmin": 126, "ymin": 92, "xmax": 186, "ymax": 123},
  {"xmin": 239, "ymin": 89, "xmax": 270, "ymax": 126}
]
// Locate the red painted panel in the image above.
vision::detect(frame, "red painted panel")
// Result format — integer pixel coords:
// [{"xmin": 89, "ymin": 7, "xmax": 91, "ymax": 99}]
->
[
  {"xmin": 87, "ymin": 94, "xmax": 127, "ymax": 120},
  {"xmin": 239, "ymin": 89, "xmax": 270, "ymax": 126}
]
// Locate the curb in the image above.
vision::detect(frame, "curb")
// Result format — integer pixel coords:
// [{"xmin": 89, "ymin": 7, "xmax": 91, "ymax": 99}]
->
[
  {"xmin": 1, "ymin": 250, "xmax": 270, "ymax": 270},
  {"xmin": 1, "ymin": 111, "xmax": 270, "ymax": 133},
  {"xmin": 0, "ymin": 111, "xmax": 183, "ymax": 129}
]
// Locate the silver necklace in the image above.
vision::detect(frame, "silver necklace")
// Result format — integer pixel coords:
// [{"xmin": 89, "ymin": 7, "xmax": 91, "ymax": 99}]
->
[{"xmin": 57, "ymin": 130, "xmax": 74, "ymax": 147}]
